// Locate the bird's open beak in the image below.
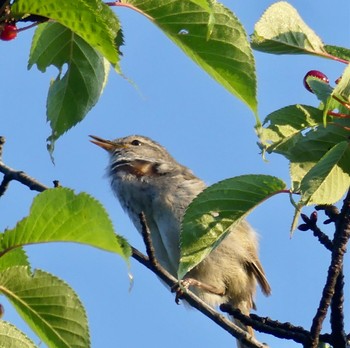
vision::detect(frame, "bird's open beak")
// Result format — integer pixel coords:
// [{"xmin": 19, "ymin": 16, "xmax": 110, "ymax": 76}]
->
[{"xmin": 89, "ymin": 135, "xmax": 119, "ymax": 152}]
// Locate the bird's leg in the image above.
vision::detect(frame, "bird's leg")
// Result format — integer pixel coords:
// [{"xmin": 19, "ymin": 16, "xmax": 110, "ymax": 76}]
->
[{"xmin": 172, "ymin": 277, "xmax": 225, "ymax": 304}]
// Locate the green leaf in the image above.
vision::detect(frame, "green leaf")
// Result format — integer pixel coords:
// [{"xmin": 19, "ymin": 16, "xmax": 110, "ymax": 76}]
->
[
  {"xmin": 306, "ymin": 77, "xmax": 333, "ymax": 104},
  {"xmin": 178, "ymin": 175, "xmax": 286, "ymax": 279},
  {"xmin": 332, "ymin": 63, "xmax": 350, "ymax": 104},
  {"xmin": 259, "ymin": 105, "xmax": 350, "ymax": 190},
  {"xmin": 187, "ymin": 0, "xmax": 212, "ymax": 12},
  {"xmin": 0, "ymin": 266, "xmax": 89, "ymax": 348},
  {"xmin": 259, "ymin": 104, "xmax": 324, "ymax": 153},
  {"xmin": 0, "ymin": 321, "xmax": 36, "ymax": 348},
  {"xmin": 126, "ymin": 0, "xmax": 257, "ymax": 115},
  {"xmin": 12, "ymin": 0, "xmax": 121, "ymax": 66},
  {"xmin": 324, "ymin": 45, "xmax": 350, "ymax": 63},
  {"xmin": 251, "ymin": 1, "xmax": 326, "ymax": 56},
  {"xmin": 0, "ymin": 188, "xmax": 131, "ymax": 261},
  {"xmin": 300, "ymin": 141, "xmax": 350, "ymax": 205},
  {"xmin": 28, "ymin": 22, "xmax": 110, "ymax": 155},
  {"xmin": 0, "ymin": 248, "xmax": 29, "ymax": 272}
]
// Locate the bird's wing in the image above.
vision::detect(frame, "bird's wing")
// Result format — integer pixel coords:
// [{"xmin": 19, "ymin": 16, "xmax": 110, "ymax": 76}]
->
[{"xmin": 246, "ymin": 259, "xmax": 271, "ymax": 296}]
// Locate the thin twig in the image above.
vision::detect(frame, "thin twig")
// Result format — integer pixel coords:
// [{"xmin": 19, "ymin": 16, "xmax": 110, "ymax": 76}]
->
[
  {"xmin": 330, "ymin": 269, "xmax": 346, "ymax": 347},
  {"xmin": 0, "ymin": 136, "xmax": 5, "ymax": 160},
  {"xmin": 0, "ymin": 175, "xmax": 11, "ymax": 197},
  {"xmin": 138, "ymin": 212, "xmax": 159, "ymax": 267},
  {"xmin": 105, "ymin": 1, "xmax": 154, "ymax": 21},
  {"xmin": 0, "ymin": 161, "xmax": 49, "ymax": 193},
  {"xmin": 310, "ymin": 190, "xmax": 350, "ymax": 348},
  {"xmin": 315, "ymin": 205, "xmax": 340, "ymax": 227}
]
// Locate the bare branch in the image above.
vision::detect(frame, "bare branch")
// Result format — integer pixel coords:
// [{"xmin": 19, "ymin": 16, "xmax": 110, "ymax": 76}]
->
[
  {"xmin": 0, "ymin": 136, "xmax": 5, "ymax": 160},
  {"xmin": 310, "ymin": 190, "xmax": 350, "ymax": 348},
  {"xmin": 0, "ymin": 161, "xmax": 49, "ymax": 194},
  {"xmin": 0, "ymin": 174, "xmax": 11, "ymax": 197},
  {"xmin": 138, "ymin": 212, "xmax": 159, "ymax": 268},
  {"xmin": 330, "ymin": 270, "xmax": 346, "ymax": 347},
  {"xmin": 221, "ymin": 304, "xmax": 337, "ymax": 346},
  {"xmin": 315, "ymin": 205, "xmax": 340, "ymax": 226}
]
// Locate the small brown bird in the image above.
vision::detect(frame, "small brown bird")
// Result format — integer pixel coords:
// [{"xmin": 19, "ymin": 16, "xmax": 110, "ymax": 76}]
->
[{"xmin": 90, "ymin": 134, "xmax": 271, "ymax": 348}]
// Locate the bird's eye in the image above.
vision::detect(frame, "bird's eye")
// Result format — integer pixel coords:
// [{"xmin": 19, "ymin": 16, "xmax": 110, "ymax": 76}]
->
[{"xmin": 131, "ymin": 139, "xmax": 142, "ymax": 146}]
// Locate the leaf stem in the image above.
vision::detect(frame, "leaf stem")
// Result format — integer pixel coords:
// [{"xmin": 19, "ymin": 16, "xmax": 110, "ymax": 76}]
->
[
  {"xmin": 319, "ymin": 52, "xmax": 349, "ymax": 65},
  {"xmin": 332, "ymin": 95, "xmax": 350, "ymax": 110},
  {"xmin": 105, "ymin": 1, "xmax": 154, "ymax": 22},
  {"xmin": 16, "ymin": 21, "xmax": 41, "ymax": 33},
  {"xmin": 328, "ymin": 111, "xmax": 350, "ymax": 119}
]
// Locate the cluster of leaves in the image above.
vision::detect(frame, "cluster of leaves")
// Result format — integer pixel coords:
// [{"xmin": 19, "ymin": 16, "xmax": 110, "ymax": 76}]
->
[
  {"xmin": 0, "ymin": 0, "xmax": 349, "ymax": 347},
  {"xmin": 0, "ymin": 188, "xmax": 130, "ymax": 347},
  {"xmin": 179, "ymin": 1, "xmax": 350, "ymax": 278},
  {"xmin": 7, "ymin": 0, "xmax": 258, "ymax": 154}
]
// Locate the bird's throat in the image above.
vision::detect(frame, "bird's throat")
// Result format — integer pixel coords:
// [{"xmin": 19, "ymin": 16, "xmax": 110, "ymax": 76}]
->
[{"xmin": 111, "ymin": 159, "xmax": 161, "ymax": 178}]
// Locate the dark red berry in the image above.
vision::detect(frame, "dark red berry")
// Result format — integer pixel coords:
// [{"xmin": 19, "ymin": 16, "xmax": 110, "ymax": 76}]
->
[
  {"xmin": 303, "ymin": 70, "xmax": 329, "ymax": 93},
  {"xmin": 0, "ymin": 24, "xmax": 17, "ymax": 41}
]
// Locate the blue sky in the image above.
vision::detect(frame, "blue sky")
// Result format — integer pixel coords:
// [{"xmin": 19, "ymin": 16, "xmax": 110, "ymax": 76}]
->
[{"xmin": 1, "ymin": 1, "xmax": 349, "ymax": 347}]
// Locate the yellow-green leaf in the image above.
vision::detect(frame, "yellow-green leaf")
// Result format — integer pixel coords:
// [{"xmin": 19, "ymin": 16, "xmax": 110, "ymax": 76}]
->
[
  {"xmin": 0, "ymin": 267, "xmax": 89, "ymax": 348},
  {"xmin": 0, "ymin": 188, "xmax": 131, "ymax": 261}
]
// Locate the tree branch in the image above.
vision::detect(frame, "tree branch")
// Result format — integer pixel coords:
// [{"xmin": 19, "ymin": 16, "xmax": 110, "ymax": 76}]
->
[
  {"xmin": 330, "ymin": 269, "xmax": 346, "ymax": 347},
  {"xmin": 0, "ymin": 160, "xmax": 49, "ymax": 195},
  {"xmin": 310, "ymin": 190, "xmax": 350, "ymax": 348},
  {"xmin": 138, "ymin": 212, "xmax": 159, "ymax": 268},
  {"xmin": 220, "ymin": 304, "xmax": 336, "ymax": 346},
  {"xmin": 0, "ymin": 136, "xmax": 5, "ymax": 160}
]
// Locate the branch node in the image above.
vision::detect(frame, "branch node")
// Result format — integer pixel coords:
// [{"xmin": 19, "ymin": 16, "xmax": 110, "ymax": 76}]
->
[
  {"xmin": 298, "ymin": 211, "xmax": 333, "ymax": 251},
  {"xmin": 0, "ymin": 135, "xmax": 5, "ymax": 161},
  {"xmin": 53, "ymin": 180, "xmax": 61, "ymax": 188}
]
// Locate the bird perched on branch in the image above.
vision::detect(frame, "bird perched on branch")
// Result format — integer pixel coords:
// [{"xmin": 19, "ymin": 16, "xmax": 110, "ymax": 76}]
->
[{"xmin": 90, "ymin": 134, "xmax": 271, "ymax": 348}]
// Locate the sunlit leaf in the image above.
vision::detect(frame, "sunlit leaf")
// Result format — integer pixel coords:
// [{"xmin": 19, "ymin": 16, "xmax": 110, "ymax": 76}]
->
[
  {"xmin": 12, "ymin": 0, "xmax": 121, "ymax": 66},
  {"xmin": 324, "ymin": 45, "xmax": 350, "ymax": 63},
  {"xmin": 259, "ymin": 104, "xmax": 350, "ymax": 190},
  {"xmin": 300, "ymin": 141, "xmax": 350, "ymax": 205},
  {"xmin": 251, "ymin": 2, "xmax": 326, "ymax": 57},
  {"xmin": 0, "ymin": 321, "xmax": 36, "ymax": 348},
  {"xmin": 259, "ymin": 104, "xmax": 324, "ymax": 153},
  {"xmin": 0, "ymin": 248, "xmax": 29, "ymax": 272},
  {"xmin": 0, "ymin": 188, "xmax": 131, "ymax": 261},
  {"xmin": 126, "ymin": 0, "xmax": 257, "ymax": 115},
  {"xmin": 332, "ymin": 63, "xmax": 350, "ymax": 104},
  {"xmin": 0, "ymin": 266, "xmax": 89, "ymax": 348}
]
